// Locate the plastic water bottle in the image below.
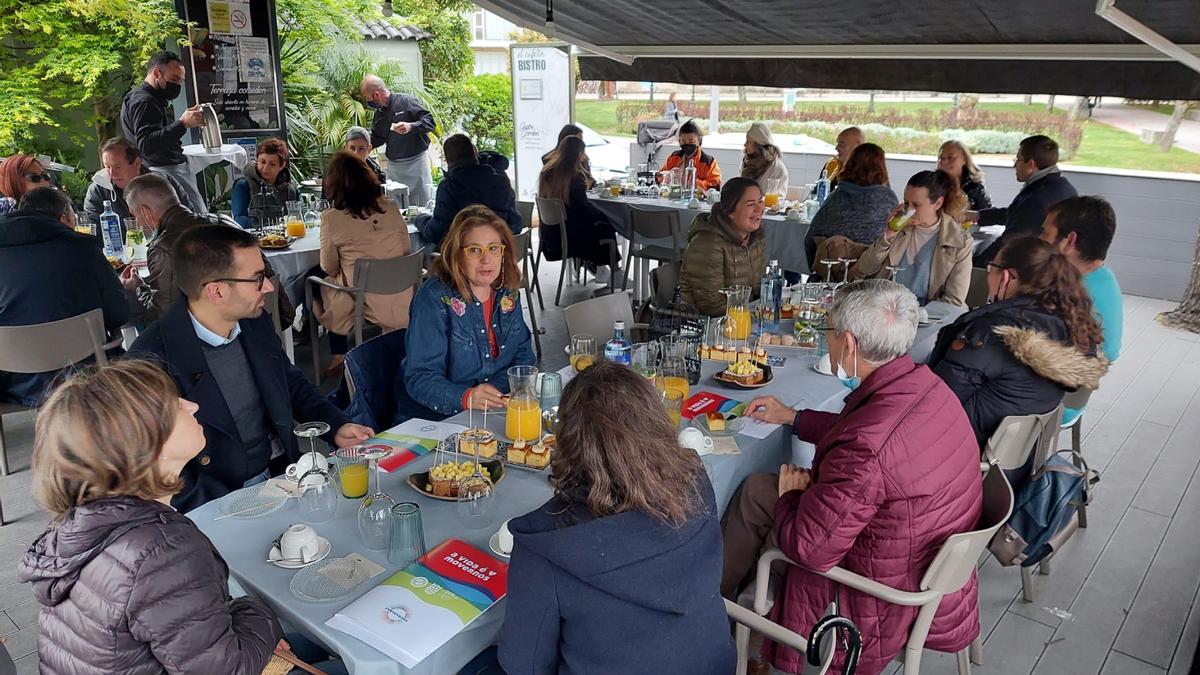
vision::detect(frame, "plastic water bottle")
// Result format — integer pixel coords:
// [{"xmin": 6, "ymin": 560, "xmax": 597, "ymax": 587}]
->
[
  {"xmin": 759, "ymin": 260, "xmax": 784, "ymax": 333},
  {"xmin": 815, "ymin": 170, "xmax": 830, "ymax": 205},
  {"xmin": 604, "ymin": 321, "xmax": 632, "ymax": 365},
  {"xmin": 99, "ymin": 200, "xmax": 124, "ymax": 259}
]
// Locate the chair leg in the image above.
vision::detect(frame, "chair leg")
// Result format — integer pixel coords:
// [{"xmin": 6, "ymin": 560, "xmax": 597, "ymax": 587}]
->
[
  {"xmin": 621, "ymin": 244, "xmax": 634, "ymax": 292},
  {"xmin": 555, "ymin": 259, "xmax": 569, "ymax": 307},
  {"xmin": 1039, "ymin": 558, "xmax": 1052, "ymax": 576},
  {"xmin": 0, "ymin": 413, "xmax": 9, "ymax": 477},
  {"xmin": 1072, "ymin": 419, "xmax": 1088, "ymax": 529},
  {"xmin": 525, "ymin": 282, "xmax": 543, "ymax": 358},
  {"xmin": 531, "ymin": 241, "xmax": 546, "ymax": 310},
  {"xmin": 733, "ymin": 622, "xmax": 751, "ymax": 675},
  {"xmin": 956, "ymin": 648, "xmax": 972, "ymax": 675},
  {"xmin": 969, "ymin": 637, "xmax": 983, "ymax": 665},
  {"xmin": 903, "ymin": 646, "xmax": 923, "ymax": 675},
  {"xmin": 309, "ymin": 306, "xmax": 322, "ymax": 384},
  {"xmin": 1021, "ymin": 566, "xmax": 1036, "ymax": 602}
]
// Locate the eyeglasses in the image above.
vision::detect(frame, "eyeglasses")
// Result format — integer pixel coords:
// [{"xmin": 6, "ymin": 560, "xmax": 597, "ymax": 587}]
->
[
  {"xmin": 462, "ymin": 244, "xmax": 505, "ymax": 259},
  {"xmin": 985, "ymin": 263, "xmax": 1009, "ymax": 273},
  {"xmin": 25, "ymin": 173, "xmax": 51, "ymax": 184},
  {"xmin": 207, "ymin": 272, "xmax": 269, "ymax": 290}
]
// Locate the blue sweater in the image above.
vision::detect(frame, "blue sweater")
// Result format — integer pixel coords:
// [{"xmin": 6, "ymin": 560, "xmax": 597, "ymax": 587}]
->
[
  {"xmin": 1084, "ymin": 265, "xmax": 1123, "ymax": 363},
  {"xmin": 498, "ymin": 481, "xmax": 735, "ymax": 675}
]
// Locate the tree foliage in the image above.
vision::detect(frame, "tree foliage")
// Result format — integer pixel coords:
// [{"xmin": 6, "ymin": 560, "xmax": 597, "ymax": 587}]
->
[
  {"xmin": 428, "ymin": 73, "xmax": 514, "ymax": 156},
  {"xmin": 392, "ymin": 0, "xmax": 472, "ymax": 84},
  {"xmin": 0, "ymin": 0, "xmax": 182, "ymax": 152}
]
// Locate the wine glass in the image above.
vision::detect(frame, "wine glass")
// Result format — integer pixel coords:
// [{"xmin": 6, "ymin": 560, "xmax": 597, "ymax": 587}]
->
[
  {"xmin": 836, "ymin": 258, "xmax": 854, "ymax": 284},
  {"xmin": 885, "ymin": 264, "xmax": 906, "ymax": 281},
  {"xmin": 357, "ymin": 445, "xmax": 397, "ymax": 550},
  {"xmin": 294, "ymin": 422, "xmax": 336, "ymax": 523},
  {"xmin": 456, "ymin": 436, "xmax": 495, "ymax": 530},
  {"xmin": 570, "ymin": 334, "xmax": 597, "ymax": 373}
]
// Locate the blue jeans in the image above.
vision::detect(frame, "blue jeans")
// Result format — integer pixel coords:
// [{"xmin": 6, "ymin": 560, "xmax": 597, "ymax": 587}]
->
[{"xmin": 458, "ymin": 646, "xmax": 505, "ymax": 675}]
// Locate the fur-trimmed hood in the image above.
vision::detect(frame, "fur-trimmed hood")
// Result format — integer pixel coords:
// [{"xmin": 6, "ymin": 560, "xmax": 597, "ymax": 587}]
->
[{"xmin": 994, "ymin": 325, "xmax": 1108, "ymax": 390}]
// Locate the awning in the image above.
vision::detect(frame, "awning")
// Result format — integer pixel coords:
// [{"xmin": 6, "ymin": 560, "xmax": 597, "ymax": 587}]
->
[{"xmin": 475, "ymin": 0, "xmax": 1200, "ymax": 99}]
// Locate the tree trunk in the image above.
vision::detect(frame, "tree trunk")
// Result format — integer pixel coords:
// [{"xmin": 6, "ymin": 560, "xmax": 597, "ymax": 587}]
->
[
  {"xmin": 1045, "ymin": 94, "xmax": 1056, "ymax": 111},
  {"xmin": 1159, "ymin": 222, "xmax": 1200, "ymax": 333},
  {"xmin": 690, "ymin": 85, "xmax": 696, "ymax": 102},
  {"xmin": 867, "ymin": 91, "xmax": 876, "ymax": 112},
  {"xmin": 1066, "ymin": 96, "xmax": 1087, "ymax": 121},
  {"xmin": 1023, "ymin": 94, "xmax": 1033, "ymax": 105},
  {"xmin": 1158, "ymin": 101, "xmax": 1192, "ymax": 152},
  {"xmin": 737, "ymin": 86, "xmax": 747, "ymax": 104},
  {"xmin": 648, "ymin": 81, "xmax": 655, "ymax": 103}
]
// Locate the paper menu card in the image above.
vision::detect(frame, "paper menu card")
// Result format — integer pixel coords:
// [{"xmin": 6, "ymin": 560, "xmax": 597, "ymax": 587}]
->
[
  {"xmin": 681, "ymin": 390, "xmax": 747, "ymax": 421},
  {"xmin": 367, "ymin": 419, "xmax": 467, "ymax": 473},
  {"xmin": 325, "ymin": 539, "xmax": 508, "ymax": 668}
]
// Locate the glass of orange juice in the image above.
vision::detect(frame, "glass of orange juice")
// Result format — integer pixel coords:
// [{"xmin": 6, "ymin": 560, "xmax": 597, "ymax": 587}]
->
[
  {"xmin": 334, "ymin": 446, "xmax": 370, "ymax": 499},
  {"xmin": 505, "ymin": 365, "xmax": 542, "ymax": 442},
  {"xmin": 570, "ymin": 334, "xmax": 597, "ymax": 373},
  {"xmin": 764, "ymin": 178, "xmax": 782, "ymax": 209},
  {"xmin": 663, "ymin": 389, "xmax": 684, "ymax": 427},
  {"xmin": 722, "ymin": 286, "xmax": 753, "ymax": 341},
  {"xmin": 658, "ymin": 336, "xmax": 691, "ymax": 401}
]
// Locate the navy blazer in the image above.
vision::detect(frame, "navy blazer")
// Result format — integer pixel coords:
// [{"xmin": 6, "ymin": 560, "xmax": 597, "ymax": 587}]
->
[
  {"xmin": 129, "ymin": 297, "xmax": 349, "ymax": 512},
  {"xmin": 975, "ymin": 172, "xmax": 1078, "ymax": 265}
]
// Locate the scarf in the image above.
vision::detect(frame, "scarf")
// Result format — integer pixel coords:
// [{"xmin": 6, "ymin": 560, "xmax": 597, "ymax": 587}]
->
[
  {"xmin": 901, "ymin": 222, "xmax": 940, "ymax": 264},
  {"xmin": 740, "ymin": 146, "xmax": 779, "ymax": 181},
  {"xmin": 1023, "ymin": 164, "xmax": 1060, "ymax": 187}
]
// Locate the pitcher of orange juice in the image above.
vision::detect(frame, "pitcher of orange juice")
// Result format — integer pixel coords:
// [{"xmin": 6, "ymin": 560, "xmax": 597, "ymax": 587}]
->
[
  {"xmin": 764, "ymin": 177, "xmax": 782, "ymax": 209},
  {"xmin": 721, "ymin": 285, "xmax": 753, "ymax": 341},
  {"xmin": 658, "ymin": 336, "xmax": 691, "ymax": 402},
  {"xmin": 285, "ymin": 201, "xmax": 306, "ymax": 238},
  {"xmin": 505, "ymin": 365, "xmax": 541, "ymax": 442}
]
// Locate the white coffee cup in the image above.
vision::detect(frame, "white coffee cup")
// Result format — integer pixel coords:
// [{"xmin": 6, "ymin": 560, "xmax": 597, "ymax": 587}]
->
[
  {"xmin": 918, "ymin": 307, "xmax": 930, "ymax": 323},
  {"xmin": 814, "ymin": 352, "xmax": 834, "ymax": 376},
  {"xmin": 279, "ymin": 524, "xmax": 320, "ymax": 563},
  {"xmin": 286, "ymin": 452, "xmax": 330, "ymax": 482},
  {"xmin": 497, "ymin": 518, "xmax": 514, "ymax": 555},
  {"xmin": 678, "ymin": 427, "xmax": 715, "ymax": 455}
]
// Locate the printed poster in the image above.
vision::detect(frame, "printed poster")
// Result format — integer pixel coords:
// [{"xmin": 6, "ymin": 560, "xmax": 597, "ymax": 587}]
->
[{"xmin": 238, "ymin": 36, "xmax": 271, "ymax": 82}]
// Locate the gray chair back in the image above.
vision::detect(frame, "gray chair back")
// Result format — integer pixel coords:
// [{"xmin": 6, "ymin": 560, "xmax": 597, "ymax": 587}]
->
[
  {"xmin": 517, "ymin": 201, "xmax": 534, "ymax": 229},
  {"xmin": 629, "ymin": 207, "xmax": 683, "ymax": 251},
  {"xmin": 1063, "ymin": 386, "xmax": 1094, "ymax": 410},
  {"xmin": 564, "ymin": 292, "xmax": 635, "ymax": 342},
  {"xmin": 0, "ymin": 308, "xmax": 109, "ymax": 373},
  {"xmin": 353, "ymin": 249, "xmax": 426, "ymax": 296},
  {"xmin": 535, "ymin": 197, "xmax": 567, "ymax": 229},
  {"xmin": 921, "ymin": 468, "xmax": 1014, "ymax": 594},
  {"xmin": 984, "ymin": 404, "xmax": 1064, "ymax": 471},
  {"xmin": 966, "ymin": 267, "xmax": 989, "ymax": 309},
  {"xmin": 0, "ymin": 640, "xmax": 14, "ymax": 675},
  {"xmin": 513, "ymin": 228, "xmax": 532, "ymax": 264},
  {"xmin": 650, "ymin": 261, "xmax": 680, "ymax": 308}
]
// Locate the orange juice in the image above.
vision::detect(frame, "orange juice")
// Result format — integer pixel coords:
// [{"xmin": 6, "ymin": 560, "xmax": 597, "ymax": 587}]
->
[
  {"xmin": 728, "ymin": 306, "xmax": 752, "ymax": 340},
  {"xmin": 659, "ymin": 375, "xmax": 690, "ymax": 402},
  {"xmin": 570, "ymin": 354, "xmax": 595, "ymax": 372},
  {"xmin": 506, "ymin": 397, "xmax": 542, "ymax": 442},
  {"xmin": 663, "ymin": 389, "xmax": 684, "ymax": 427},
  {"xmin": 340, "ymin": 463, "xmax": 369, "ymax": 498},
  {"xmin": 764, "ymin": 192, "xmax": 780, "ymax": 209},
  {"xmin": 609, "ymin": 185, "xmax": 621, "ymax": 197},
  {"xmin": 285, "ymin": 219, "xmax": 306, "ymax": 238}
]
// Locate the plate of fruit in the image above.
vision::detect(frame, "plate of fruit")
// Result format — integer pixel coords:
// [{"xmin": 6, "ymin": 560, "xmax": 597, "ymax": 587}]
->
[
  {"xmin": 714, "ymin": 359, "xmax": 773, "ymax": 390},
  {"xmin": 406, "ymin": 459, "xmax": 505, "ymax": 501}
]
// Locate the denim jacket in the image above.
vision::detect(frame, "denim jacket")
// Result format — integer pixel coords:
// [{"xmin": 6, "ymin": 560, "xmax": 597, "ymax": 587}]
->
[{"xmin": 400, "ymin": 276, "xmax": 535, "ymax": 419}]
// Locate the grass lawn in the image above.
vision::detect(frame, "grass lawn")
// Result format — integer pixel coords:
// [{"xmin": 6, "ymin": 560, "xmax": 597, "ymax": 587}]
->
[{"xmin": 574, "ymin": 99, "xmax": 1200, "ymax": 174}]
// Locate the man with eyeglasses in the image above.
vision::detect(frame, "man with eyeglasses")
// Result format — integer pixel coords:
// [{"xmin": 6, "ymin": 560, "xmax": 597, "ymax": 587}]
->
[{"xmin": 130, "ymin": 224, "xmax": 372, "ymax": 512}]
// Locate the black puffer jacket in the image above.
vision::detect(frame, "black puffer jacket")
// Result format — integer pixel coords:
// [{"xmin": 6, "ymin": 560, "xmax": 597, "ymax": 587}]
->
[
  {"xmin": 18, "ymin": 496, "xmax": 281, "ymax": 674},
  {"xmin": 929, "ymin": 296, "xmax": 1108, "ymax": 447}
]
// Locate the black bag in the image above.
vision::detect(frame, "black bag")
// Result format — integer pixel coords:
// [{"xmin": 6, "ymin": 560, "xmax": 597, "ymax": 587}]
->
[{"xmin": 989, "ymin": 450, "xmax": 1098, "ymax": 567}]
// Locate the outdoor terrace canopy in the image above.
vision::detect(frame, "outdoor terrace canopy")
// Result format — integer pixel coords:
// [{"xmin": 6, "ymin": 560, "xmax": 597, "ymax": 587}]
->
[{"xmin": 476, "ymin": 0, "xmax": 1200, "ymax": 99}]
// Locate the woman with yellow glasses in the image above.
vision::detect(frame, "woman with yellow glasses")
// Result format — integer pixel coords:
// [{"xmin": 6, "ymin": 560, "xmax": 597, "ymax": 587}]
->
[{"xmin": 396, "ymin": 205, "xmax": 535, "ymax": 422}]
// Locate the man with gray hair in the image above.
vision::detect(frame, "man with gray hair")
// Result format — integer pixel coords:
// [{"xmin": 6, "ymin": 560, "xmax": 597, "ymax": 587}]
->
[
  {"xmin": 720, "ymin": 279, "xmax": 983, "ymax": 675},
  {"xmin": 360, "ymin": 74, "xmax": 436, "ymax": 206}
]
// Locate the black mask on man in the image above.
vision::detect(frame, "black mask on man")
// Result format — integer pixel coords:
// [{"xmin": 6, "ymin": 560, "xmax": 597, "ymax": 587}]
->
[
  {"xmin": 160, "ymin": 80, "xmax": 182, "ymax": 100},
  {"xmin": 680, "ymin": 143, "xmax": 698, "ymax": 156}
]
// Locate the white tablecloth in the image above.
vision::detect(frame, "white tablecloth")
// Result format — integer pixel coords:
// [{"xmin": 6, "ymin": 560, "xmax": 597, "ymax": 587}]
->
[{"xmin": 183, "ymin": 143, "xmax": 249, "ymax": 176}]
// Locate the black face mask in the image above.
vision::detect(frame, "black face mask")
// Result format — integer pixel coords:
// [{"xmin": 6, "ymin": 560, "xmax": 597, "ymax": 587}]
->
[
  {"xmin": 680, "ymin": 144, "xmax": 698, "ymax": 156},
  {"xmin": 160, "ymin": 80, "xmax": 182, "ymax": 100}
]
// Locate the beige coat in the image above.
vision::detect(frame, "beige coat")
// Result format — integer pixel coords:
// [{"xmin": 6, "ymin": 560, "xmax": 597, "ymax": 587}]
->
[
  {"xmin": 314, "ymin": 197, "xmax": 413, "ymax": 334},
  {"xmin": 850, "ymin": 211, "xmax": 972, "ymax": 306}
]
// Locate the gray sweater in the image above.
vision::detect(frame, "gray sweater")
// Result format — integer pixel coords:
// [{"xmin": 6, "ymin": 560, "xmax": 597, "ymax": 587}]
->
[{"xmin": 808, "ymin": 181, "xmax": 899, "ymax": 244}]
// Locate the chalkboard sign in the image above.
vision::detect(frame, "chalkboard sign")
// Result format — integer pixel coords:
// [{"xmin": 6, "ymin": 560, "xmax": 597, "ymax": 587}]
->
[{"xmin": 176, "ymin": 0, "xmax": 287, "ymax": 136}]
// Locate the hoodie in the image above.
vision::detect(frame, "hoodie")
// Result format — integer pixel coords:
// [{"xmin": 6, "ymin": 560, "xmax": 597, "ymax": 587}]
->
[
  {"xmin": 497, "ymin": 482, "xmax": 735, "ymax": 675},
  {"xmin": 679, "ymin": 209, "xmax": 767, "ymax": 317},
  {"xmin": 0, "ymin": 212, "xmax": 129, "ymax": 406},
  {"xmin": 82, "ymin": 166, "xmax": 196, "ymax": 229},
  {"xmin": 929, "ymin": 296, "xmax": 1109, "ymax": 447},
  {"xmin": 18, "ymin": 495, "xmax": 280, "ymax": 674}
]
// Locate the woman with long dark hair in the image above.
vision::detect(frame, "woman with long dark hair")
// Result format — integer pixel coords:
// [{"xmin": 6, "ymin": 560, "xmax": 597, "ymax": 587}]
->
[
  {"xmin": 496, "ymin": 361, "xmax": 735, "ymax": 674},
  {"xmin": 537, "ymin": 135, "xmax": 619, "ymax": 282},
  {"xmin": 929, "ymin": 236, "xmax": 1108, "ymax": 446},
  {"xmin": 851, "ymin": 169, "xmax": 973, "ymax": 306},
  {"xmin": 679, "ymin": 176, "xmax": 768, "ymax": 316},
  {"xmin": 311, "ymin": 150, "xmax": 412, "ymax": 377}
]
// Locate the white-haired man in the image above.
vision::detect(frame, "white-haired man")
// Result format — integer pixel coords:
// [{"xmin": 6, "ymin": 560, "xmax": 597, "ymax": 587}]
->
[
  {"xmin": 360, "ymin": 74, "xmax": 436, "ymax": 206},
  {"xmin": 721, "ymin": 279, "xmax": 983, "ymax": 675}
]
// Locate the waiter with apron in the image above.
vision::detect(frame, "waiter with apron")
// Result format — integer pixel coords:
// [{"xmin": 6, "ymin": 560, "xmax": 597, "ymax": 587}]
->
[{"xmin": 360, "ymin": 75, "xmax": 436, "ymax": 207}]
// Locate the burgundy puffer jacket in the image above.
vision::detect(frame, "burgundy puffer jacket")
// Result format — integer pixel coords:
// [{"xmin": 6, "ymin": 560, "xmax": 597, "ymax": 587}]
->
[
  {"xmin": 17, "ymin": 495, "xmax": 281, "ymax": 674},
  {"xmin": 767, "ymin": 357, "xmax": 983, "ymax": 675}
]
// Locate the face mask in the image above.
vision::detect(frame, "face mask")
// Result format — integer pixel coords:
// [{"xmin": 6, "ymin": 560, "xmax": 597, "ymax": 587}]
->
[
  {"xmin": 366, "ymin": 100, "xmax": 383, "ymax": 110},
  {"xmin": 836, "ymin": 340, "xmax": 861, "ymax": 391},
  {"xmin": 160, "ymin": 80, "xmax": 182, "ymax": 100},
  {"xmin": 680, "ymin": 143, "xmax": 698, "ymax": 156}
]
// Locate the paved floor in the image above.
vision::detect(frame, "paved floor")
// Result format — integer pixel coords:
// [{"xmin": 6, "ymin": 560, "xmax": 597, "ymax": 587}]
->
[{"xmin": 2, "ymin": 270, "xmax": 1198, "ymax": 674}]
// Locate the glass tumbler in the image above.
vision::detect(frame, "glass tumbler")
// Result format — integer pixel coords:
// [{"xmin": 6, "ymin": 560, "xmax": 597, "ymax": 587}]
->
[{"xmin": 388, "ymin": 502, "xmax": 427, "ymax": 567}]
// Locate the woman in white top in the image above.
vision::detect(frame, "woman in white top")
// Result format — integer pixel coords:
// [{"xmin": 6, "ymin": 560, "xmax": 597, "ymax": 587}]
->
[{"xmin": 740, "ymin": 122, "xmax": 789, "ymax": 191}]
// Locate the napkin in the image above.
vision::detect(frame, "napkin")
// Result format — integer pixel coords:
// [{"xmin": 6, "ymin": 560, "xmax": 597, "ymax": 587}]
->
[{"xmin": 710, "ymin": 436, "xmax": 741, "ymax": 455}]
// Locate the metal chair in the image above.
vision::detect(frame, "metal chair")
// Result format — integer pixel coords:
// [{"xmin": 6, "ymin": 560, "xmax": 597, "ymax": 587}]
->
[
  {"xmin": 965, "ymin": 267, "xmax": 989, "ymax": 309},
  {"xmin": 622, "ymin": 207, "xmax": 683, "ymax": 297},
  {"xmin": 725, "ymin": 599, "xmax": 854, "ymax": 675},
  {"xmin": 512, "ymin": 229, "xmax": 543, "ymax": 358},
  {"xmin": 1060, "ymin": 387, "xmax": 1095, "ymax": 528},
  {"xmin": 563, "ymin": 292, "xmax": 650, "ymax": 345},
  {"xmin": 0, "ymin": 640, "xmax": 14, "ymax": 675},
  {"xmin": 306, "ymin": 249, "xmax": 425, "ymax": 381},
  {"xmin": 786, "ymin": 185, "xmax": 807, "ymax": 202},
  {"xmin": 737, "ymin": 468, "xmax": 1014, "ymax": 675},
  {"xmin": 535, "ymin": 196, "xmax": 616, "ymax": 306},
  {"xmin": 981, "ymin": 404, "xmax": 1065, "ymax": 602},
  {"xmin": 516, "ymin": 200, "xmax": 534, "ymax": 232},
  {"xmin": 0, "ymin": 308, "xmax": 114, "ymax": 524}
]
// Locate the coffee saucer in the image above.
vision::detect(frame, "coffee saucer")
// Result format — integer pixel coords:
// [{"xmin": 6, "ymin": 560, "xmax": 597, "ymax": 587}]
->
[
  {"xmin": 488, "ymin": 532, "xmax": 510, "ymax": 559},
  {"xmin": 268, "ymin": 537, "xmax": 331, "ymax": 569}
]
